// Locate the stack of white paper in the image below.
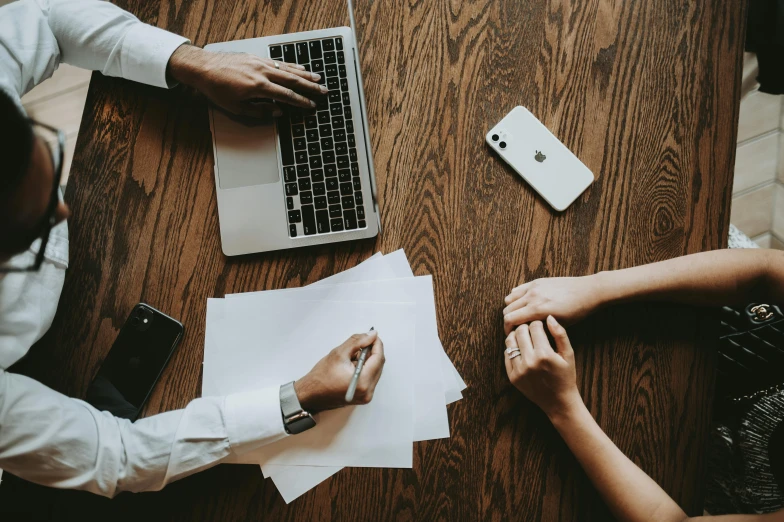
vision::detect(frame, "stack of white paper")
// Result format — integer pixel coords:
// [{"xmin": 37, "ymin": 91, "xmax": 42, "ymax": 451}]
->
[{"xmin": 202, "ymin": 250, "xmax": 466, "ymax": 503}]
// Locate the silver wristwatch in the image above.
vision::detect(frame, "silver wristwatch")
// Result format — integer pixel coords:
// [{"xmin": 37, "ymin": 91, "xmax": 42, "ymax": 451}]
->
[{"xmin": 279, "ymin": 381, "xmax": 316, "ymax": 434}]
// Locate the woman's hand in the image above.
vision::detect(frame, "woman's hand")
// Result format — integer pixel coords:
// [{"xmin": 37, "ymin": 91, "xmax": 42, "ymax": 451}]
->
[
  {"xmin": 503, "ymin": 275, "xmax": 605, "ymax": 334},
  {"xmin": 503, "ymin": 316, "xmax": 582, "ymax": 419},
  {"xmin": 168, "ymin": 45, "xmax": 327, "ymax": 118}
]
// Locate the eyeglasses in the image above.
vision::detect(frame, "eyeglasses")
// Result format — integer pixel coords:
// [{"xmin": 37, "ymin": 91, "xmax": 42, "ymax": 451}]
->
[{"xmin": 0, "ymin": 120, "xmax": 66, "ymax": 273}]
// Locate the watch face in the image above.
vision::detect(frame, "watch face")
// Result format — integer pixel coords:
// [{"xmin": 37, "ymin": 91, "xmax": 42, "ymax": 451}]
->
[{"xmin": 288, "ymin": 413, "xmax": 317, "ymax": 434}]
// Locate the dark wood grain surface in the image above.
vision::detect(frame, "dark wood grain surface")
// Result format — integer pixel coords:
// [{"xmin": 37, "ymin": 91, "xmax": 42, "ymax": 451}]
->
[{"xmin": 1, "ymin": 0, "xmax": 745, "ymax": 520}]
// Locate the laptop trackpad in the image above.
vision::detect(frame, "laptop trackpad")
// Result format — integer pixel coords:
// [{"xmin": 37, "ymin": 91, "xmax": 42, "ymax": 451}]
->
[{"xmin": 212, "ymin": 109, "xmax": 280, "ymax": 189}]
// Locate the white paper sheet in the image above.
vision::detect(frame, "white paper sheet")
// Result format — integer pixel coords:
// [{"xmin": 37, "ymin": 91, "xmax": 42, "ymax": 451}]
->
[
  {"xmin": 204, "ymin": 299, "xmax": 416, "ymax": 468},
  {"xmin": 229, "ymin": 276, "xmax": 448, "ymax": 441},
  {"xmin": 268, "ymin": 464, "xmax": 341, "ymax": 503}
]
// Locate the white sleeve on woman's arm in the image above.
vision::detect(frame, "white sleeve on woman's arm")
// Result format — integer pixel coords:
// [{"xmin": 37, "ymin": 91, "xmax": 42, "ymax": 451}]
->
[
  {"xmin": 0, "ymin": 370, "xmax": 287, "ymax": 497},
  {"xmin": 0, "ymin": 0, "xmax": 188, "ymax": 102}
]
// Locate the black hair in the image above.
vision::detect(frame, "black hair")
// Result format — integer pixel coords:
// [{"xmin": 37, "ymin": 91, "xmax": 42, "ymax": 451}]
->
[{"xmin": 0, "ymin": 89, "xmax": 34, "ymax": 205}]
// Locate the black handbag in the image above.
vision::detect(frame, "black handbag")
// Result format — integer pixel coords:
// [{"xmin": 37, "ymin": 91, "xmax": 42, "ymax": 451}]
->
[{"xmin": 705, "ymin": 303, "xmax": 784, "ymax": 515}]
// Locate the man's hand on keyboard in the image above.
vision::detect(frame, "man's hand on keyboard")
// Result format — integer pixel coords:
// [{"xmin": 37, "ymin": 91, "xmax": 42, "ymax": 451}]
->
[
  {"xmin": 293, "ymin": 330, "xmax": 385, "ymax": 413},
  {"xmin": 167, "ymin": 45, "xmax": 328, "ymax": 118}
]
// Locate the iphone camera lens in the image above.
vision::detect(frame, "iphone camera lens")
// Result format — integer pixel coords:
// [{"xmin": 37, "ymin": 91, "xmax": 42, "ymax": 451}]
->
[
  {"xmin": 491, "ymin": 134, "xmax": 499, "ymax": 142},
  {"xmin": 499, "ymin": 141, "xmax": 507, "ymax": 149}
]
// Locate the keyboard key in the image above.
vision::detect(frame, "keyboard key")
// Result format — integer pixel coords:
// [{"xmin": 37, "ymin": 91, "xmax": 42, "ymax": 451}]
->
[
  {"xmin": 327, "ymin": 77, "xmax": 340, "ymax": 90},
  {"xmin": 337, "ymin": 155, "xmax": 349, "ymax": 169},
  {"xmin": 309, "ymin": 156, "xmax": 322, "ymax": 169},
  {"xmin": 337, "ymin": 50, "xmax": 345, "ymax": 64},
  {"xmin": 305, "ymin": 115, "xmax": 318, "ymax": 129},
  {"xmin": 316, "ymin": 210, "xmax": 330, "ymax": 233},
  {"xmin": 334, "ymin": 129, "xmax": 346, "ymax": 141},
  {"xmin": 290, "ymin": 110, "xmax": 304, "ymax": 124},
  {"xmin": 324, "ymin": 51, "xmax": 336, "ymax": 64},
  {"xmin": 349, "ymin": 148, "xmax": 357, "ymax": 162},
  {"xmin": 343, "ymin": 209, "xmax": 357, "ymax": 230},
  {"xmin": 335, "ymin": 142, "xmax": 348, "ymax": 155},
  {"xmin": 357, "ymin": 205, "xmax": 365, "ymax": 220},
  {"xmin": 329, "ymin": 205, "xmax": 342, "ymax": 218},
  {"xmin": 342, "ymin": 92, "xmax": 351, "ymax": 105},
  {"xmin": 339, "ymin": 65, "xmax": 347, "ymax": 77},
  {"xmin": 342, "ymin": 195, "xmax": 355, "ymax": 208},
  {"xmin": 306, "ymin": 129, "xmax": 319, "ymax": 142},
  {"xmin": 353, "ymin": 178, "xmax": 362, "ymax": 191},
  {"xmin": 326, "ymin": 64, "xmax": 338, "ymax": 76},
  {"xmin": 308, "ymin": 40, "xmax": 322, "ymax": 60},
  {"xmin": 290, "ymin": 224, "xmax": 297, "ymax": 237},
  {"xmin": 340, "ymin": 78, "xmax": 348, "ymax": 91},
  {"xmin": 331, "ymin": 218, "xmax": 344, "ymax": 232},
  {"xmin": 346, "ymin": 120, "xmax": 354, "ymax": 133},
  {"xmin": 288, "ymin": 209, "xmax": 301, "ymax": 223},
  {"xmin": 304, "ymin": 64, "xmax": 311, "ymax": 72},
  {"xmin": 355, "ymin": 191, "xmax": 363, "ymax": 205},
  {"xmin": 322, "ymin": 38, "xmax": 335, "ymax": 51},
  {"xmin": 292, "ymin": 124, "xmax": 305, "ymax": 137},
  {"xmin": 332, "ymin": 115, "xmax": 344, "ymax": 128},
  {"xmin": 312, "ymin": 170, "xmax": 325, "ymax": 183},
  {"xmin": 336, "ymin": 38, "xmax": 343, "ymax": 50},
  {"xmin": 296, "ymin": 42, "xmax": 309, "ymax": 63},
  {"xmin": 344, "ymin": 106, "xmax": 352, "ymax": 119},
  {"xmin": 297, "ymin": 164, "xmax": 309, "ymax": 178},
  {"xmin": 300, "ymin": 191, "xmax": 313, "ymax": 204},
  {"xmin": 319, "ymin": 124, "xmax": 331, "ymax": 136},
  {"xmin": 326, "ymin": 178, "xmax": 339, "ymax": 191},
  {"xmin": 295, "ymin": 151, "xmax": 308, "ymax": 164},
  {"xmin": 313, "ymin": 182, "xmax": 326, "ymax": 196},
  {"xmin": 284, "ymin": 166, "xmax": 296, "ymax": 182},
  {"xmin": 347, "ymin": 133, "xmax": 356, "ymax": 147},
  {"xmin": 286, "ymin": 196, "xmax": 294, "ymax": 210},
  {"xmin": 315, "ymin": 195, "xmax": 327, "ymax": 209},
  {"xmin": 278, "ymin": 115, "xmax": 295, "ymax": 165},
  {"xmin": 315, "ymin": 96, "xmax": 328, "ymax": 112},
  {"xmin": 308, "ymin": 142, "xmax": 321, "ymax": 156},
  {"xmin": 351, "ymin": 162, "xmax": 359, "ymax": 177},
  {"xmin": 283, "ymin": 44, "xmax": 296, "ymax": 63},
  {"xmin": 317, "ymin": 111, "xmax": 330, "ymax": 125},
  {"xmin": 317, "ymin": 73, "xmax": 326, "ymax": 86},
  {"xmin": 311, "ymin": 59, "xmax": 324, "ymax": 73},
  {"xmin": 325, "ymin": 164, "xmax": 337, "ymax": 177},
  {"xmin": 323, "ymin": 150, "xmax": 335, "ymax": 164},
  {"xmin": 327, "ymin": 191, "xmax": 341, "ymax": 205},
  {"xmin": 294, "ymin": 137, "xmax": 307, "ymax": 151},
  {"xmin": 321, "ymin": 137, "xmax": 334, "ymax": 150},
  {"xmin": 298, "ymin": 178, "xmax": 312, "ymax": 191},
  {"xmin": 358, "ymin": 219, "xmax": 366, "ymax": 228},
  {"xmin": 270, "ymin": 45, "xmax": 283, "ymax": 59},
  {"xmin": 285, "ymin": 183, "xmax": 298, "ymax": 196},
  {"xmin": 302, "ymin": 204, "xmax": 316, "ymax": 235},
  {"xmin": 330, "ymin": 103, "xmax": 343, "ymax": 117},
  {"xmin": 340, "ymin": 182, "xmax": 352, "ymax": 196},
  {"xmin": 328, "ymin": 91, "xmax": 341, "ymax": 103},
  {"xmin": 338, "ymin": 169, "xmax": 351, "ymax": 182}
]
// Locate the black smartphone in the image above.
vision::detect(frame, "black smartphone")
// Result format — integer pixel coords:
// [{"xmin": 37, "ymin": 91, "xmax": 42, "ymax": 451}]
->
[{"xmin": 86, "ymin": 303, "xmax": 184, "ymax": 421}]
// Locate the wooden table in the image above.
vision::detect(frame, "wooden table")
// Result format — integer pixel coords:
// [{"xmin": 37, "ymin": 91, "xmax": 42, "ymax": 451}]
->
[{"xmin": 1, "ymin": 0, "xmax": 745, "ymax": 520}]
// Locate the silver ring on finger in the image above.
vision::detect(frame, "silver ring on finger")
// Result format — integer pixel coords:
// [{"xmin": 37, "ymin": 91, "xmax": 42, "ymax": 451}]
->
[
  {"xmin": 508, "ymin": 352, "xmax": 521, "ymax": 360},
  {"xmin": 505, "ymin": 347, "xmax": 519, "ymax": 354},
  {"xmin": 274, "ymin": 61, "xmax": 280, "ymax": 70}
]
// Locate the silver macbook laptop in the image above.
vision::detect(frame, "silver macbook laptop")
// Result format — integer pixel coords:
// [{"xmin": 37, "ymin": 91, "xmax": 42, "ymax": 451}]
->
[{"xmin": 205, "ymin": 0, "xmax": 380, "ymax": 256}]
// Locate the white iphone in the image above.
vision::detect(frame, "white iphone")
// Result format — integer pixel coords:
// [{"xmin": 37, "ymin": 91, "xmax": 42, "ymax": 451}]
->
[{"xmin": 486, "ymin": 106, "xmax": 594, "ymax": 211}]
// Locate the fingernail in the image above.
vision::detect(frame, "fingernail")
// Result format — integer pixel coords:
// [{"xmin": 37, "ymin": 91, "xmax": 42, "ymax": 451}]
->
[
  {"xmin": 311, "ymin": 73, "xmax": 321, "ymax": 81},
  {"xmin": 309, "ymin": 100, "xmax": 317, "ymax": 107},
  {"xmin": 297, "ymin": 64, "xmax": 306, "ymax": 70},
  {"xmin": 320, "ymin": 85, "xmax": 328, "ymax": 93}
]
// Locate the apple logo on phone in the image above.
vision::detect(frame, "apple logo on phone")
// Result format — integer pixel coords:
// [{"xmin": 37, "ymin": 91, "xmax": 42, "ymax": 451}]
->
[{"xmin": 535, "ymin": 150, "xmax": 546, "ymax": 163}]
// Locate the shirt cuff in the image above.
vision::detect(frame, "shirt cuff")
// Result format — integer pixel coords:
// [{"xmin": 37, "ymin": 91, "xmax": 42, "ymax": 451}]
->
[
  {"xmin": 120, "ymin": 23, "xmax": 190, "ymax": 89},
  {"xmin": 224, "ymin": 387, "xmax": 288, "ymax": 456}
]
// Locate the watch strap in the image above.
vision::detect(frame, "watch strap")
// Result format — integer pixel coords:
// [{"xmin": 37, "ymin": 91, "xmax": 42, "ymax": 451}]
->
[{"xmin": 279, "ymin": 381, "xmax": 316, "ymax": 434}]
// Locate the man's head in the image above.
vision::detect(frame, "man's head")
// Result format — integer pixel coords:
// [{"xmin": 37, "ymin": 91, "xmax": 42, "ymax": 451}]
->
[{"xmin": 0, "ymin": 90, "xmax": 69, "ymax": 264}]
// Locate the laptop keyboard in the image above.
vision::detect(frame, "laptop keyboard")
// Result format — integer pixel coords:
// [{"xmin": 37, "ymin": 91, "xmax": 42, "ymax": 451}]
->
[{"xmin": 269, "ymin": 37, "xmax": 368, "ymax": 238}]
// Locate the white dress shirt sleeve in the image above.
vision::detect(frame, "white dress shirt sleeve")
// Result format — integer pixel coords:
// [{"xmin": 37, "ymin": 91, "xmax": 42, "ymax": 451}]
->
[
  {"xmin": 0, "ymin": 370, "xmax": 287, "ymax": 497},
  {"xmin": 0, "ymin": 0, "xmax": 189, "ymax": 104}
]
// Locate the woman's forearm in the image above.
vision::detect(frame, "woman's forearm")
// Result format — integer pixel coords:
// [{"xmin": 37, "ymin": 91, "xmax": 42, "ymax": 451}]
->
[
  {"xmin": 549, "ymin": 403, "xmax": 688, "ymax": 522},
  {"xmin": 593, "ymin": 249, "xmax": 784, "ymax": 308}
]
